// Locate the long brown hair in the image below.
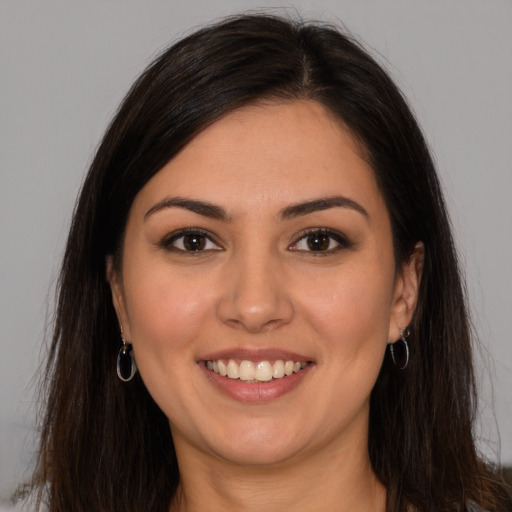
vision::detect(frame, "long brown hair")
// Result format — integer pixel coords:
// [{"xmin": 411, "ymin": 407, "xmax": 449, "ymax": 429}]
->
[{"xmin": 33, "ymin": 14, "xmax": 510, "ymax": 512}]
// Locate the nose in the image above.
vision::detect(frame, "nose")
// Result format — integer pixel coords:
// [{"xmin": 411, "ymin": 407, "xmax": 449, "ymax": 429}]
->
[{"xmin": 217, "ymin": 249, "xmax": 294, "ymax": 333}]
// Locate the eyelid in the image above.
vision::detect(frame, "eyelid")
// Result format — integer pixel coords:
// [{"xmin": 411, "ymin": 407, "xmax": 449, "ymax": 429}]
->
[
  {"xmin": 160, "ymin": 228, "xmax": 223, "ymax": 252},
  {"xmin": 289, "ymin": 228, "xmax": 353, "ymax": 253}
]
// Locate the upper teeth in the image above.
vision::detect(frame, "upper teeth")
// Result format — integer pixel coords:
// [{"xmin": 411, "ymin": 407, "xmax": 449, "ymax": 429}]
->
[{"xmin": 206, "ymin": 359, "xmax": 308, "ymax": 382}]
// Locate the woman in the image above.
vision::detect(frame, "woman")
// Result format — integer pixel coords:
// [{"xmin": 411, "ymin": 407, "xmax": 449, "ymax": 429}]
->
[{"xmin": 31, "ymin": 13, "xmax": 510, "ymax": 512}]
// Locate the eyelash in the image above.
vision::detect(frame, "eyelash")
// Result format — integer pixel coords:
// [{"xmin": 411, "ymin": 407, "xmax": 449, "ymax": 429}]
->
[
  {"xmin": 289, "ymin": 228, "xmax": 353, "ymax": 255},
  {"xmin": 160, "ymin": 228, "xmax": 222, "ymax": 253},
  {"xmin": 160, "ymin": 228, "xmax": 352, "ymax": 255}
]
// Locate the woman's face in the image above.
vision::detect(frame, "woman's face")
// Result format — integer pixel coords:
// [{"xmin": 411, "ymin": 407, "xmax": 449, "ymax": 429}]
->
[{"xmin": 110, "ymin": 100, "xmax": 421, "ymax": 467}]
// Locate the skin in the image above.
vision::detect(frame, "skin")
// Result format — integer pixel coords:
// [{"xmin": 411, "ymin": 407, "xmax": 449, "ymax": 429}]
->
[{"xmin": 109, "ymin": 100, "xmax": 423, "ymax": 512}]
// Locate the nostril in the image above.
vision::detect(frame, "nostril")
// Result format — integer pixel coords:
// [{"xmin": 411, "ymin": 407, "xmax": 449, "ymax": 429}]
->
[
  {"xmin": 216, "ymin": 261, "xmax": 295, "ymax": 332},
  {"xmin": 223, "ymin": 316, "xmax": 280, "ymax": 333},
  {"xmin": 218, "ymin": 297, "xmax": 294, "ymax": 333}
]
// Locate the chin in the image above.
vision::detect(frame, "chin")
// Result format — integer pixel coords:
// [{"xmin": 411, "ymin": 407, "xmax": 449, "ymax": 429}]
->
[
  {"xmin": 214, "ymin": 440, "xmax": 303, "ymax": 468},
  {"xmin": 202, "ymin": 419, "xmax": 312, "ymax": 467}
]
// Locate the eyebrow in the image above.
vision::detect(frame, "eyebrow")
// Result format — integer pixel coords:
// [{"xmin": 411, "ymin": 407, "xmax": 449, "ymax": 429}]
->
[
  {"xmin": 144, "ymin": 194, "xmax": 369, "ymax": 222},
  {"xmin": 144, "ymin": 197, "xmax": 229, "ymax": 221},
  {"xmin": 280, "ymin": 196, "xmax": 369, "ymax": 221}
]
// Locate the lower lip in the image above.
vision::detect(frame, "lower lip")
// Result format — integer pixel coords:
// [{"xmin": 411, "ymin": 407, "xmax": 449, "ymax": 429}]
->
[{"xmin": 199, "ymin": 363, "xmax": 313, "ymax": 403}]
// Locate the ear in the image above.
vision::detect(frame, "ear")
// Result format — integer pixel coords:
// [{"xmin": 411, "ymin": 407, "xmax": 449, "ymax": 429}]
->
[
  {"xmin": 106, "ymin": 255, "xmax": 132, "ymax": 341},
  {"xmin": 388, "ymin": 242, "xmax": 424, "ymax": 342}
]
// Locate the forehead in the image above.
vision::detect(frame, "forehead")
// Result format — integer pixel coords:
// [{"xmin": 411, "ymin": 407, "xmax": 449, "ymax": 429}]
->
[{"xmin": 131, "ymin": 100, "xmax": 384, "ymax": 218}]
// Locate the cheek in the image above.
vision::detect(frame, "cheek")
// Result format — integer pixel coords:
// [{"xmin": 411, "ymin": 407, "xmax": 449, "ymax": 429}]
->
[
  {"xmin": 299, "ymin": 262, "xmax": 394, "ymax": 360},
  {"xmin": 121, "ymin": 270, "xmax": 217, "ymax": 414},
  {"xmin": 123, "ymin": 266, "xmax": 216, "ymax": 355}
]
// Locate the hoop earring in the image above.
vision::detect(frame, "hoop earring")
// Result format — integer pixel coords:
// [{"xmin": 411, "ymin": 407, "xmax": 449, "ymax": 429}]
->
[
  {"xmin": 117, "ymin": 332, "xmax": 137, "ymax": 382},
  {"xmin": 389, "ymin": 328, "xmax": 410, "ymax": 370}
]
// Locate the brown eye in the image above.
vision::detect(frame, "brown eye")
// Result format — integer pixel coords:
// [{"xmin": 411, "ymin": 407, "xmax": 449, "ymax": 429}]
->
[
  {"xmin": 183, "ymin": 233, "xmax": 206, "ymax": 251},
  {"xmin": 163, "ymin": 229, "xmax": 221, "ymax": 252},
  {"xmin": 290, "ymin": 229, "xmax": 352, "ymax": 254},
  {"xmin": 306, "ymin": 233, "xmax": 330, "ymax": 251}
]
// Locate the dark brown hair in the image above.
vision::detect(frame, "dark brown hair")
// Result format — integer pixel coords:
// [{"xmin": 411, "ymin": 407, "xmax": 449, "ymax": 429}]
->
[{"xmin": 33, "ymin": 13, "xmax": 510, "ymax": 512}]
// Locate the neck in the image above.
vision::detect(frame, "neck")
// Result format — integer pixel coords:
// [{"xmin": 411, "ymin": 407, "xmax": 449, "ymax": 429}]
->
[{"xmin": 169, "ymin": 435, "xmax": 386, "ymax": 512}]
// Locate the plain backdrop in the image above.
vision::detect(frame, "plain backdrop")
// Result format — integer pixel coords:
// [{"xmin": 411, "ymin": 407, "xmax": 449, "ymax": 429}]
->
[{"xmin": 1, "ymin": 0, "xmax": 511, "ymax": 502}]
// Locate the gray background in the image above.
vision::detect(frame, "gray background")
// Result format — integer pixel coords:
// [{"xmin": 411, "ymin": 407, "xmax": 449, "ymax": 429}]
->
[{"xmin": 1, "ymin": 0, "xmax": 511, "ymax": 502}]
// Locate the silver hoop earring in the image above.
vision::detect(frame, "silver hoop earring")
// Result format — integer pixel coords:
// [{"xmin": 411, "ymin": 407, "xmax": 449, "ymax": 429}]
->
[
  {"xmin": 117, "ymin": 337, "xmax": 137, "ymax": 382},
  {"xmin": 389, "ymin": 328, "xmax": 410, "ymax": 370}
]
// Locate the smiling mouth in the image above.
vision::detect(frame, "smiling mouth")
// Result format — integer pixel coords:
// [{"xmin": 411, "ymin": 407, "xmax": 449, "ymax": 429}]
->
[{"xmin": 205, "ymin": 359, "xmax": 310, "ymax": 382}]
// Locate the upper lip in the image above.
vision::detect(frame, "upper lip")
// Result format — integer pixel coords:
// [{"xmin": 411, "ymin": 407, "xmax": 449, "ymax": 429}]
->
[{"xmin": 199, "ymin": 347, "xmax": 314, "ymax": 363}]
